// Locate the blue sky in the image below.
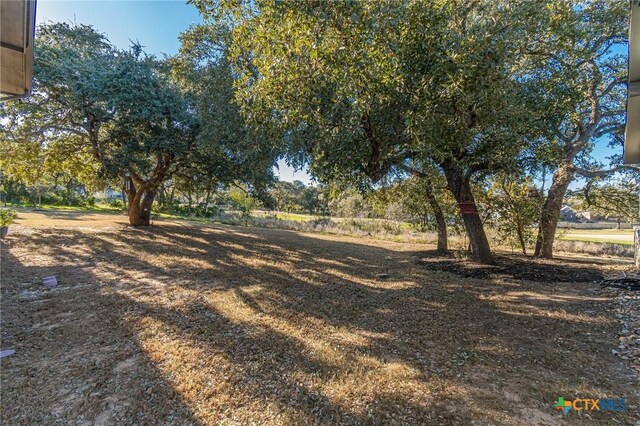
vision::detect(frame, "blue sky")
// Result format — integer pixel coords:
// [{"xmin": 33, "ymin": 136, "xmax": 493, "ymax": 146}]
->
[
  {"xmin": 37, "ymin": 0, "xmax": 314, "ymax": 184},
  {"xmin": 37, "ymin": 1, "xmax": 201, "ymax": 57}
]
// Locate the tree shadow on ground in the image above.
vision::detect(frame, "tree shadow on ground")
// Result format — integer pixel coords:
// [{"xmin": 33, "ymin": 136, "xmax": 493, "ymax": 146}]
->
[
  {"xmin": 416, "ymin": 249, "xmax": 605, "ymax": 282},
  {"xmin": 0, "ymin": 244, "xmax": 199, "ymax": 425},
  {"xmin": 1, "ymin": 222, "xmax": 638, "ymax": 424}
]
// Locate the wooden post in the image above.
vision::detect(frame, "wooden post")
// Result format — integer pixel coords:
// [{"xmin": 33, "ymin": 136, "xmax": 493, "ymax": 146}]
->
[{"xmin": 635, "ymin": 226, "xmax": 640, "ymax": 271}]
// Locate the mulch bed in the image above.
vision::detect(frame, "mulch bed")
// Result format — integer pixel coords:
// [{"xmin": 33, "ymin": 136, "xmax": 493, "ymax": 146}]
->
[{"xmin": 415, "ymin": 250, "xmax": 605, "ymax": 282}]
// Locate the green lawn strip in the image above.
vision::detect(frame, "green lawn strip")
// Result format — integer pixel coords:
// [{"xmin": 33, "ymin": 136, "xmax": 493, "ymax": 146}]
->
[
  {"xmin": 560, "ymin": 228, "xmax": 633, "ymax": 235},
  {"xmin": 559, "ymin": 236, "xmax": 633, "ymax": 245},
  {"xmin": 5, "ymin": 202, "xmax": 122, "ymax": 213},
  {"xmin": 270, "ymin": 212, "xmax": 317, "ymax": 222}
]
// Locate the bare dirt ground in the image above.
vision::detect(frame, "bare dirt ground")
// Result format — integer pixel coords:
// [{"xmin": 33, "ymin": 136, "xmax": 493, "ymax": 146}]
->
[{"xmin": 1, "ymin": 209, "xmax": 639, "ymax": 425}]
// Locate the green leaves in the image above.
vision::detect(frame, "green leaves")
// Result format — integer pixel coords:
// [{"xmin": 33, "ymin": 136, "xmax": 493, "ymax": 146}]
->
[
  {"xmin": 574, "ymin": 179, "xmax": 640, "ymax": 224},
  {"xmin": 195, "ymin": 0, "xmax": 563, "ymax": 188},
  {"xmin": 1, "ymin": 23, "xmax": 197, "ymax": 193},
  {"xmin": 0, "ymin": 208, "xmax": 18, "ymax": 227},
  {"xmin": 480, "ymin": 175, "xmax": 542, "ymax": 255}
]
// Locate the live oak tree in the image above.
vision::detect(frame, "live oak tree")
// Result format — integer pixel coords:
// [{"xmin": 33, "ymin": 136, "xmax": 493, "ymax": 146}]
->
[
  {"xmin": 372, "ymin": 171, "xmax": 456, "ymax": 252},
  {"xmin": 107, "ymin": 49, "xmax": 197, "ymax": 226},
  {"xmin": 41, "ymin": 137, "xmax": 103, "ymax": 204},
  {"xmin": 399, "ymin": 0, "xmax": 549, "ymax": 263},
  {"xmin": 187, "ymin": 1, "xmax": 422, "ymax": 253},
  {"xmin": 227, "ymin": 183, "xmax": 260, "ymax": 226},
  {"xmin": 1, "ymin": 23, "xmax": 197, "ymax": 226},
  {"xmin": 0, "ymin": 137, "xmax": 51, "ymax": 206},
  {"xmin": 0, "ymin": 135, "xmax": 101, "ymax": 206},
  {"xmin": 524, "ymin": 0, "xmax": 629, "ymax": 258},
  {"xmin": 0, "ymin": 24, "xmax": 112, "ymax": 206},
  {"xmin": 393, "ymin": 165, "xmax": 454, "ymax": 253},
  {"xmin": 192, "ymin": 0, "xmax": 549, "ymax": 263},
  {"xmin": 268, "ymin": 180, "xmax": 308, "ymax": 212},
  {"xmin": 327, "ymin": 188, "xmax": 372, "ymax": 219},
  {"xmin": 2, "ymin": 21, "xmax": 279, "ymax": 225},
  {"xmin": 191, "ymin": 0, "xmax": 447, "ymax": 240},
  {"xmin": 174, "ymin": 23, "xmax": 278, "ymax": 204}
]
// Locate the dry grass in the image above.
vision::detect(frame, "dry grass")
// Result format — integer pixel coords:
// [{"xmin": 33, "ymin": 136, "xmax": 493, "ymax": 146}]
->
[
  {"xmin": 553, "ymin": 239, "xmax": 634, "ymax": 258},
  {"xmin": 1, "ymin": 210, "xmax": 639, "ymax": 425}
]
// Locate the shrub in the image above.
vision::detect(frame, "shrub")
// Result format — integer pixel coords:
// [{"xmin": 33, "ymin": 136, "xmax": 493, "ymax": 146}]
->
[
  {"xmin": 109, "ymin": 198, "xmax": 126, "ymax": 209},
  {"xmin": 0, "ymin": 208, "xmax": 18, "ymax": 227},
  {"xmin": 228, "ymin": 185, "xmax": 259, "ymax": 226},
  {"xmin": 82, "ymin": 196, "xmax": 96, "ymax": 207},
  {"xmin": 193, "ymin": 205, "xmax": 218, "ymax": 218}
]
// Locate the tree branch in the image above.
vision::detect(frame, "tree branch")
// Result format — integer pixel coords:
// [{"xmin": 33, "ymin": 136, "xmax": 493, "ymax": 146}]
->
[{"xmin": 574, "ymin": 164, "xmax": 640, "ymax": 179}]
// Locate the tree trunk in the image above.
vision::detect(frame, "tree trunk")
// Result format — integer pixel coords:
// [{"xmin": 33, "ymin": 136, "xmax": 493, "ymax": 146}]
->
[
  {"xmin": 140, "ymin": 189, "xmax": 156, "ymax": 224},
  {"xmin": 128, "ymin": 190, "xmax": 156, "ymax": 226},
  {"xmin": 424, "ymin": 184, "xmax": 447, "ymax": 252},
  {"xmin": 125, "ymin": 178, "xmax": 156, "ymax": 226},
  {"xmin": 157, "ymin": 183, "xmax": 166, "ymax": 210},
  {"xmin": 66, "ymin": 179, "xmax": 74, "ymax": 205},
  {"xmin": 634, "ymin": 226, "xmax": 640, "ymax": 272},
  {"xmin": 204, "ymin": 186, "xmax": 212, "ymax": 209},
  {"xmin": 442, "ymin": 164, "xmax": 494, "ymax": 264},
  {"xmin": 169, "ymin": 186, "xmax": 176, "ymax": 206},
  {"xmin": 534, "ymin": 162, "xmax": 575, "ymax": 258},
  {"xmin": 516, "ymin": 220, "xmax": 527, "ymax": 255}
]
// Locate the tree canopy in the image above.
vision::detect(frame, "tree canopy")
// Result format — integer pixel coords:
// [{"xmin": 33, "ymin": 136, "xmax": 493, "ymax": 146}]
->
[
  {"xmin": 1, "ymin": 2, "xmax": 635, "ymax": 263},
  {"xmin": 1, "ymin": 22, "xmax": 275, "ymax": 225}
]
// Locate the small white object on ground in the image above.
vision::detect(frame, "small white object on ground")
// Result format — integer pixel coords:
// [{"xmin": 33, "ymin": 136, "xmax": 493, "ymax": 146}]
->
[
  {"xmin": 0, "ymin": 349, "xmax": 15, "ymax": 358},
  {"xmin": 42, "ymin": 276, "xmax": 57, "ymax": 289}
]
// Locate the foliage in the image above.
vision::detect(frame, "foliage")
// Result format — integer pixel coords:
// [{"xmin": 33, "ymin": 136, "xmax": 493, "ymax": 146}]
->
[
  {"xmin": 481, "ymin": 177, "xmax": 542, "ymax": 255},
  {"xmin": 300, "ymin": 185, "xmax": 328, "ymax": 215},
  {"xmin": 191, "ymin": 0, "xmax": 562, "ymax": 263},
  {"xmin": 523, "ymin": 0, "xmax": 630, "ymax": 258},
  {"xmin": 1, "ymin": 21, "xmax": 280, "ymax": 226},
  {"xmin": 0, "ymin": 136, "xmax": 103, "ymax": 206},
  {"xmin": 173, "ymin": 22, "xmax": 277, "ymax": 198},
  {"xmin": 108, "ymin": 198, "xmax": 126, "ymax": 210},
  {"xmin": 525, "ymin": 0, "xmax": 628, "ymax": 167},
  {"xmin": 228, "ymin": 183, "xmax": 260, "ymax": 226},
  {"xmin": 400, "ymin": 175, "xmax": 458, "ymax": 233},
  {"xmin": 328, "ymin": 189, "xmax": 372, "ymax": 218},
  {"xmin": 0, "ymin": 208, "xmax": 18, "ymax": 227},
  {"xmin": 269, "ymin": 180, "xmax": 305, "ymax": 212},
  {"xmin": 575, "ymin": 179, "xmax": 640, "ymax": 226},
  {"xmin": 0, "ymin": 1, "xmax": 632, "ymax": 260},
  {"xmin": 266, "ymin": 180, "xmax": 327, "ymax": 214},
  {"xmin": 0, "ymin": 23, "xmax": 197, "ymax": 225},
  {"xmin": 400, "ymin": 1, "xmax": 546, "ymax": 172},
  {"xmin": 383, "ymin": 202, "xmax": 406, "ymax": 223}
]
